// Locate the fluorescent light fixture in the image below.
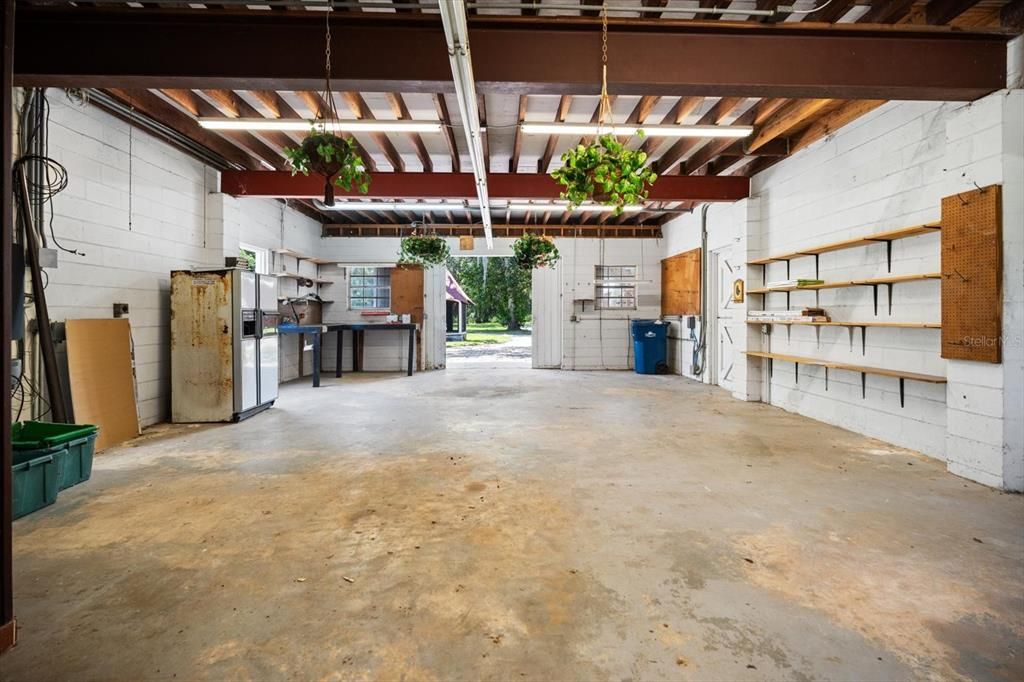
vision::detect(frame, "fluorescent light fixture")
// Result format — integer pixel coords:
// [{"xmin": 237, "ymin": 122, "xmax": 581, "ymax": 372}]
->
[
  {"xmin": 197, "ymin": 118, "xmax": 443, "ymax": 133},
  {"xmin": 505, "ymin": 202, "xmax": 645, "ymax": 213},
  {"xmin": 520, "ymin": 123, "xmax": 753, "ymax": 138},
  {"xmin": 316, "ymin": 200, "xmax": 466, "ymax": 212}
]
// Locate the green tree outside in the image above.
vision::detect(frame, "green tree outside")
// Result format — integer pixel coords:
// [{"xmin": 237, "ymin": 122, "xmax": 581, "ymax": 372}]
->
[{"xmin": 446, "ymin": 256, "xmax": 532, "ymax": 330}]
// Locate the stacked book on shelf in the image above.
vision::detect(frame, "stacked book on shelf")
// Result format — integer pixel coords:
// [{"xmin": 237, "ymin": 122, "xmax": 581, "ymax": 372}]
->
[
  {"xmin": 763, "ymin": 278, "xmax": 825, "ymax": 288},
  {"xmin": 748, "ymin": 308, "xmax": 830, "ymax": 323}
]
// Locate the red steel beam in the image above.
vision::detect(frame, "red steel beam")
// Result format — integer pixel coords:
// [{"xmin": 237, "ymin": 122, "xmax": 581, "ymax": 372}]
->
[
  {"xmin": 13, "ymin": 8, "xmax": 1011, "ymax": 101},
  {"xmin": 220, "ymin": 171, "xmax": 750, "ymax": 202}
]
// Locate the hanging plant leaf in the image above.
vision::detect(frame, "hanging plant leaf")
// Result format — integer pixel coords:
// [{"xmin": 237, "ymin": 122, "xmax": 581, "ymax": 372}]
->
[
  {"xmin": 284, "ymin": 131, "xmax": 371, "ymax": 205},
  {"xmin": 550, "ymin": 134, "xmax": 657, "ymax": 216},
  {"xmin": 398, "ymin": 233, "xmax": 450, "ymax": 267},
  {"xmin": 512, "ymin": 233, "xmax": 560, "ymax": 270}
]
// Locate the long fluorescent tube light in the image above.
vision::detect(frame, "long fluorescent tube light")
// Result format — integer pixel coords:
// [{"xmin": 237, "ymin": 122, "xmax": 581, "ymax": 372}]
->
[
  {"xmin": 317, "ymin": 201, "xmax": 466, "ymax": 212},
  {"xmin": 505, "ymin": 202, "xmax": 644, "ymax": 213},
  {"xmin": 520, "ymin": 123, "xmax": 753, "ymax": 138},
  {"xmin": 198, "ymin": 118, "xmax": 443, "ymax": 133}
]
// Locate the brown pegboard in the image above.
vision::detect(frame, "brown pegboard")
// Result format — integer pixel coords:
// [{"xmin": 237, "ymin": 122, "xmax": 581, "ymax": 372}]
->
[
  {"xmin": 941, "ymin": 184, "xmax": 1002, "ymax": 363},
  {"xmin": 662, "ymin": 248, "xmax": 701, "ymax": 315}
]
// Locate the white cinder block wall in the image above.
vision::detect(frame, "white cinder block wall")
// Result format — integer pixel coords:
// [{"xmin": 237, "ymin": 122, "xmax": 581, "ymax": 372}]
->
[
  {"xmin": 315, "ymin": 235, "xmax": 663, "ymax": 371},
  {"xmin": 661, "ymin": 89, "xmax": 1024, "ymax": 490},
  {"xmin": 34, "ymin": 94, "xmax": 322, "ymax": 426}
]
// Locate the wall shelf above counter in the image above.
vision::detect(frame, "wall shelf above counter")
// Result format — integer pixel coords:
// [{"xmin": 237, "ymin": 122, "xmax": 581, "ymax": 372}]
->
[{"xmin": 748, "ymin": 222, "xmax": 941, "ymax": 270}]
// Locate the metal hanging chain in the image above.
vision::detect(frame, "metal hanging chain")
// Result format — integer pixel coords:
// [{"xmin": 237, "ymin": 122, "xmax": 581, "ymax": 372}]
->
[
  {"xmin": 598, "ymin": 0, "xmax": 611, "ymax": 129},
  {"xmin": 319, "ymin": 1, "xmax": 339, "ymax": 124}
]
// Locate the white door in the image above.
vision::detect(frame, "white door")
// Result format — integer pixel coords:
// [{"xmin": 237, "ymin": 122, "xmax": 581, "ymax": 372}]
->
[
  {"xmin": 713, "ymin": 246, "xmax": 740, "ymax": 394},
  {"xmin": 532, "ymin": 264, "xmax": 562, "ymax": 368}
]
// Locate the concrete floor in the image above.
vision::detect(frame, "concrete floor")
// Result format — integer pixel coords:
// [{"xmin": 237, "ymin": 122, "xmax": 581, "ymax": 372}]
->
[{"xmin": 4, "ymin": 368, "xmax": 1023, "ymax": 681}]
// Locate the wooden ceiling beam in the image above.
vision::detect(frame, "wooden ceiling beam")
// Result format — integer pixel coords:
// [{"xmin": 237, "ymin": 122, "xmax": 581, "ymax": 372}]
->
[
  {"xmin": 642, "ymin": 95, "xmax": 703, "ymax": 157},
  {"xmin": 653, "ymin": 96, "xmax": 744, "ymax": 174},
  {"xmin": 103, "ymin": 88, "xmax": 258, "ymax": 170},
  {"xmin": 538, "ymin": 94, "xmax": 572, "ymax": 174},
  {"xmin": 789, "ymin": 99, "xmax": 885, "ymax": 154},
  {"xmin": 341, "ymin": 91, "xmax": 406, "ymax": 172},
  {"xmin": 858, "ymin": 0, "xmax": 917, "ymax": 23},
  {"xmin": 699, "ymin": 1, "xmax": 724, "ymax": 21},
  {"xmin": 924, "ymin": 0, "xmax": 983, "ymax": 24},
  {"xmin": 159, "ymin": 88, "xmax": 285, "ymax": 169},
  {"xmin": 682, "ymin": 102, "xmax": 760, "ymax": 175},
  {"xmin": 384, "ymin": 92, "xmax": 433, "ymax": 172},
  {"xmin": 640, "ymin": 0, "xmax": 669, "ymax": 19},
  {"xmin": 746, "ymin": 98, "xmax": 834, "ymax": 152},
  {"xmin": 433, "ymin": 94, "xmax": 461, "ymax": 173},
  {"xmin": 803, "ymin": 0, "xmax": 858, "ymax": 23},
  {"xmin": 1003, "ymin": 0, "xmax": 1024, "ymax": 29},
  {"xmin": 510, "ymin": 95, "xmax": 527, "ymax": 174},
  {"xmin": 201, "ymin": 89, "xmax": 299, "ymax": 149}
]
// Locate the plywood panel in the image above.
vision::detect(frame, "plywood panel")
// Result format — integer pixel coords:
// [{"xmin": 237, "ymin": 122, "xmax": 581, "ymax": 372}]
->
[
  {"xmin": 662, "ymin": 248, "xmax": 701, "ymax": 316},
  {"xmin": 65, "ymin": 318, "xmax": 140, "ymax": 451},
  {"xmin": 941, "ymin": 184, "xmax": 1002, "ymax": 363},
  {"xmin": 391, "ymin": 265, "xmax": 425, "ymax": 370}
]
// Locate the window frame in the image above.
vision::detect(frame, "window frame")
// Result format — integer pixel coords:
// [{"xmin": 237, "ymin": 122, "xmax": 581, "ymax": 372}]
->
[
  {"xmin": 594, "ymin": 264, "xmax": 638, "ymax": 311},
  {"xmin": 239, "ymin": 243, "xmax": 270, "ymax": 275},
  {"xmin": 349, "ymin": 266, "xmax": 392, "ymax": 311}
]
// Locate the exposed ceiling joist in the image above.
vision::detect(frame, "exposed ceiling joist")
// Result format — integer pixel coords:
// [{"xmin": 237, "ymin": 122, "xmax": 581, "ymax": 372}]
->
[
  {"xmin": 341, "ymin": 91, "xmax": 406, "ymax": 172},
  {"xmin": 14, "ymin": 9, "xmax": 1011, "ymax": 101},
  {"xmin": 924, "ymin": 0, "xmax": 984, "ymax": 24},
  {"xmin": 746, "ymin": 98, "xmax": 834, "ymax": 152},
  {"xmin": 653, "ymin": 96, "xmax": 744, "ymax": 174},
  {"xmin": 538, "ymin": 94, "xmax": 572, "ymax": 174}
]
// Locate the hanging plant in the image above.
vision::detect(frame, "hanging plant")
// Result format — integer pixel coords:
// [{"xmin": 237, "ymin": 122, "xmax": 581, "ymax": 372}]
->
[
  {"xmin": 551, "ymin": 135, "xmax": 657, "ymax": 215},
  {"xmin": 284, "ymin": 132, "xmax": 371, "ymax": 206},
  {"xmin": 281, "ymin": 4, "xmax": 371, "ymax": 206},
  {"xmin": 547, "ymin": 0, "xmax": 656, "ymax": 216},
  {"xmin": 398, "ymin": 233, "xmax": 450, "ymax": 267},
  {"xmin": 512, "ymin": 233, "xmax": 560, "ymax": 270}
]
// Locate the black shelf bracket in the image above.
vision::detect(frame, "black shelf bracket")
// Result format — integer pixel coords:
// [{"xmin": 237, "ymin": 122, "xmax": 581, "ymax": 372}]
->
[
  {"xmin": 861, "ymin": 372, "xmax": 867, "ymax": 399},
  {"xmin": 899, "ymin": 378, "xmax": 905, "ymax": 408},
  {"xmin": 814, "ymin": 325, "xmax": 821, "ymax": 348},
  {"xmin": 768, "ymin": 358, "xmax": 773, "ymax": 379},
  {"xmin": 795, "ymin": 362, "xmax": 799, "ymax": 384},
  {"xmin": 885, "ymin": 283, "xmax": 894, "ymax": 315},
  {"xmin": 860, "ymin": 325, "xmax": 867, "ymax": 355},
  {"xmin": 825, "ymin": 366, "xmax": 830, "ymax": 391}
]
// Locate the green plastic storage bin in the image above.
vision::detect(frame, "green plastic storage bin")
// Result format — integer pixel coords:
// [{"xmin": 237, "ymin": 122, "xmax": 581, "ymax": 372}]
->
[
  {"xmin": 12, "ymin": 451, "xmax": 59, "ymax": 519},
  {"xmin": 12, "ymin": 421, "xmax": 98, "ymax": 490}
]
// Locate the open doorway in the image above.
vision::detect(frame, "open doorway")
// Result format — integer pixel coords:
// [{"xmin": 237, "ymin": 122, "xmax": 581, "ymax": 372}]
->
[{"xmin": 444, "ymin": 256, "xmax": 532, "ymax": 368}]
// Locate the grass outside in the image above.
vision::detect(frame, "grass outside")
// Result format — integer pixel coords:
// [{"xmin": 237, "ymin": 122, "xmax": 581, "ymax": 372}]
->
[{"xmin": 448, "ymin": 321, "xmax": 529, "ymax": 347}]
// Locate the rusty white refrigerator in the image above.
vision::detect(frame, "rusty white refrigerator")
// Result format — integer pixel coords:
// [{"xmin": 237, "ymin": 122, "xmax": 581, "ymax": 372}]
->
[{"xmin": 170, "ymin": 268, "xmax": 279, "ymax": 422}]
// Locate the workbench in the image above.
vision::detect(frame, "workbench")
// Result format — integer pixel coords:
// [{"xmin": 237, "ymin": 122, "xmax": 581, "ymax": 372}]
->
[
  {"xmin": 325, "ymin": 323, "xmax": 416, "ymax": 378},
  {"xmin": 277, "ymin": 324, "xmax": 326, "ymax": 388}
]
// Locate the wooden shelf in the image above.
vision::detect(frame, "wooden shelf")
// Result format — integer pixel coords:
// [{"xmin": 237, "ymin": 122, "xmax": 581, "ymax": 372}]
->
[
  {"xmin": 746, "ymin": 351, "xmax": 946, "ymax": 383},
  {"xmin": 272, "ymin": 272, "xmax": 331, "ymax": 284},
  {"xmin": 746, "ymin": 320, "xmax": 940, "ymax": 329},
  {"xmin": 307, "ymin": 257, "xmax": 338, "ymax": 265},
  {"xmin": 748, "ymin": 272, "xmax": 940, "ymax": 294},
  {"xmin": 748, "ymin": 222, "xmax": 941, "ymax": 266},
  {"xmin": 273, "ymin": 248, "xmax": 311, "ymax": 260},
  {"xmin": 746, "ymin": 350, "xmax": 945, "ymax": 407}
]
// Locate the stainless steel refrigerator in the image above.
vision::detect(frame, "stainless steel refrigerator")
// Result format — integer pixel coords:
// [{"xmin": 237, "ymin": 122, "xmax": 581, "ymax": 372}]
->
[{"xmin": 170, "ymin": 268, "xmax": 279, "ymax": 422}]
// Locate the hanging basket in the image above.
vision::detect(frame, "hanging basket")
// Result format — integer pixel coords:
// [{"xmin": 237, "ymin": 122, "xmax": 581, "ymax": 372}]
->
[
  {"xmin": 550, "ymin": 135, "xmax": 657, "ymax": 216},
  {"xmin": 284, "ymin": 131, "xmax": 371, "ymax": 206},
  {"xmin": 398, "ymin": 233, "xmax": 450, "ymax": 267},
  {"xmin": 512, "ymin": 233, "xmax": 560, "ymax": 270}
]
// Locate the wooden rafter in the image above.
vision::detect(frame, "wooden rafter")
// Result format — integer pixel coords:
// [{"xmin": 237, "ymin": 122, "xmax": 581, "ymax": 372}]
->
[
  {"xmin": 653, "ymin": 96, "xmax": 743, "ymax": 174},
  {"xmin": 1003, "ymin": 0, "xmax": 1024, "ymax": 29},
  {"xmin": 745, "ymin": 98, "xmax": 834, "ymax": 153},
  {"xmin": 433, "ymin": 94, "xmax": 461, "ymax": 173},
  {"xmin": 803, "ymin": 0, "xmax": 858, "ymax": 23},
  {"xmin": 641, "ymin": 96, "xmax": 703, "ymax": 157},
  {"xmin": 858, "ymin": 0, "xmax": 917, "ymax": 23},
  {"xmin": 699, "ymin": 0, "xmax": 724, "ymax": 21},
  {"xmin": 104, "ymin": 88, "xmax": 257, "ymax": 169},
  {"xmin": 201, "ymin": 89, "xmax": 299, "ymax": 148},
  {"xmin": 538, "ymin": 94, "xmax": 572, "ymax": 174},
  {"xmin": 581, "ymin": 0, "xmax": 602, "ymax": 18},
  {"xmin": 384, "ymin": 92, "xmax": 433, "ymax": 172},
  {"xmin": 682, "ymin": 102, "xmax": 760, "ymax": 175},
  {"xmin": 159, "ymin": 88, "xmax": 285, "ymax": 169},
  {"xmin": 924, "ymin": 0, "xmax": 984, "ymax": 24},
  {"xmin": 510, "ymin": 95, "xmax": 527, "ymax": 174},
  {"xmin": 789, "ymin": 99, "xmax": 885, "ymax": 154},
  {"xmin": 640, "ymin": 0, "xmax": 669, "ymax": 19},
  {"xmin": 341, "ymin": 91, "xmax": 406, "ymax": 172}
]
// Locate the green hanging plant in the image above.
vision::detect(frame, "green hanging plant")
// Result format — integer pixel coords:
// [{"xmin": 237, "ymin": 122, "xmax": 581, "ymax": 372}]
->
[
  {"xmin": 284, "ymin": 131, "xmax": 371, "ymax": 206},
  {"xmin": 398, "ymin": 233, "xmax": 450, "ymax": 267},
  {"xmin": 550, "ymin": 134, "xmax": 657, "ymax": 216},
  {"xmin": 512, "ymin": 233, "xmax": 560, "ymax": 270}
]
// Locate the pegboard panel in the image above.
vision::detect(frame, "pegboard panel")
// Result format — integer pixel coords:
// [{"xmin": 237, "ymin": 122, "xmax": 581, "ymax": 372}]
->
[{"xmin": 941, "ymin": 184, "xmax": 1002, "ymax": 363}]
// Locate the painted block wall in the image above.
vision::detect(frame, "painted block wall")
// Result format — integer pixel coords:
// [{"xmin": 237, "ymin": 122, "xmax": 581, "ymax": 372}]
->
[
  {"xmin": 314, "ymin": 235, "xmax": 663, "ymax": 371},
  {"xmin": 661, "ymin": 89, "xmax": 1024, "ymax": 489},
  {"xmin": 36, "ymin": 95, "xmax": 321, "ymax": 425}
]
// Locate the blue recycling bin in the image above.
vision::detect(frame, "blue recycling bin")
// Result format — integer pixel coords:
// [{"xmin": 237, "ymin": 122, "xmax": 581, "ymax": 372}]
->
[{"xmin": 631, "ymin": 319, "xmax": 668, "ymax": 375}]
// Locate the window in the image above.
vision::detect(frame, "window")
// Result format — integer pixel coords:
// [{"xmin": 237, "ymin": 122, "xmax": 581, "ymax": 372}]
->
[
  {"xmin": 349, "ymin": 267, "xmax": 391, "ymax": 310},
  {"xmin": 595, "ymin": 265, "xmax": 637, "ymax": 310},
  {"xmin": 239, "ymin": 243, "xmax": 269, "ymax": 274}
]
